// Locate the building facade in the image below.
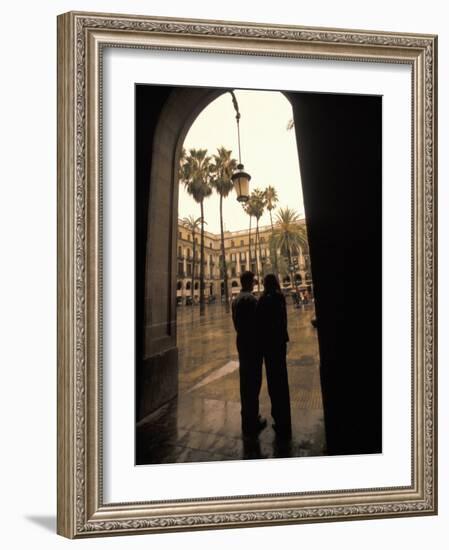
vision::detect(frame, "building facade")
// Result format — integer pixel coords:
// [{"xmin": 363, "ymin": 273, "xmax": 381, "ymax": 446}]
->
[{"xmin": 176, "ymin": 218, "xmax": 312, "ymax": 305}]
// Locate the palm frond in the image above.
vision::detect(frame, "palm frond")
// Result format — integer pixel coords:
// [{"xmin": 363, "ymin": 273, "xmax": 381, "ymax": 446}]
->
[{"xmin": 209, "ymin": 146, "xmax": 238, "ymax": 198}]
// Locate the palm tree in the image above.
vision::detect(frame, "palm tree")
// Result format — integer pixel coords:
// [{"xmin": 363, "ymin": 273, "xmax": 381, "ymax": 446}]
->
[
  {"xmin": 179, "ymin": 148, "xmax": 213, "ymax": 315},
  {"xmin": 243, "ymin": 200, "xmax": 253, "ymax": 269},
  {"xmin": 181, "ymin": 215, "xmax": 201, "ymax": 304},
  {"xmin": 264, "ymin": 185, "xmax": 279, "ymax": 274},
  {"xmin": 272, "ymin": 207, "xmax": 309, "ymax": 282},
  {"xmin": 178, "ymin": 147, "xmax": 187, "ymax": 179},
  {"xmin": 210, "ymin": 147, "xmax": 238, "ymax": 312},
  {"xmin": 247, "ymin": 189, "xmax": 266, "ymax": 292}
]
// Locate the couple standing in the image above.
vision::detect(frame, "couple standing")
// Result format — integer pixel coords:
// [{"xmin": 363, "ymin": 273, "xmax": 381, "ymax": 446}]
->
[{"xmin": 231, "ymin": 271, "xmax": 292, "ymax": 440}]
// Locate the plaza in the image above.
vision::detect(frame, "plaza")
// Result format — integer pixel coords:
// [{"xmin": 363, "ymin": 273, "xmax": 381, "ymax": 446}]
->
[
  {"xmin": 176, "ymin": 217, "xmax": 312, "ymax": 304},
  {"xmin": 136, "ymin": 301, "xmax": 325, "ymax": 464}
]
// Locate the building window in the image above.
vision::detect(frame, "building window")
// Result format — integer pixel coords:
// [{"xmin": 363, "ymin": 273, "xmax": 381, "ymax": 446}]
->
[
  {"xmin": 188, "ymin": 234, "xmax": 191, "ymax": 241},
  {"xmin": 187, "ymin": 249, "xmax": 191, "ymax": 258},
  {"xmin": 231, "ymin": 267, "xmax": 236, "ymax": 277},
  {"xmin": 230, "ymin": 253, "xmax": 236, "ymax": 262},
  {"xmin": 186, "ymin": 264, "xmax": 192, "ymax": 276},
  {"xmin": 240, "ymin": 239, "xmax": 244, "ymax": 247},
  {"xmin": 177, "ymin": 281, "xmax": 182, "ymax": 290},
  {"xmin": 178, "ymin": 231, "xmax": 182, "ymax": 239},
  {"xmin": 240, "ymin": 252, "xmax": 246, "ymax": 262},
  {"xmin": 177, "ymin": 262, "xmax": 183, "ymax": 276},
  {"xmin": 231, "ymin": 240, "xmax": 235, "ymax": 247},
  {"xmin": 210, "ymin": 242, "xmax": 213, "ymax": 249},
  {"xmin": 178, "ymin": 246, "xmax": 182, "ymax": 257},
  {"xmin": 261, "ymin": 236, "xmax": 265, "ymax": 243}
]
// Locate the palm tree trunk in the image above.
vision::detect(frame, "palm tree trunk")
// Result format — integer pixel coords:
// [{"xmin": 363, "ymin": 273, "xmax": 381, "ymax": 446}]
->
[
  {"xmin": 257, "ymin": 218, "xmax": 263, "ymax": 278},
  {"xmin": 255, "ymin": 218, "xmax": 261, "ymax": 293},
  {"xmin": 286, "ymin": 232, "xmax": 293, "ymax": 282},
  {"xmin": 200, "ymin": 200, "xmax": 205, "ymax": 316},
  {"xmin": 248, "ymin": 215, "xmax": 252, "ymax": 269},
  {"xmin": 286, "ymin": 233, "xmax": 299, "ymax": 298},
  {"xmin": 191, "ymin": 228, "xmax": 196, "ymax": 304},
  {"xmin": 219, "ymin": 194, "xmax": 230, "ymax": 312},
  {"xmin": 269, "ymin": 210, "xmax": 279, "ymax": 275}
]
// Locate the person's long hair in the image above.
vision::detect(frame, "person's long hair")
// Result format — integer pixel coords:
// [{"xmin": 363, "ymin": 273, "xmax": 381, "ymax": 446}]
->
[{"xmin": 263, "ymin": 273, "xmax": 281, "ymax": 295}]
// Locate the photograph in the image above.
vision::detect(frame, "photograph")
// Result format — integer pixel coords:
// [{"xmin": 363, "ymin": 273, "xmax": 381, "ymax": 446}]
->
[
  {"xmin": 56, "ymin": 11, "xmax": 436, "ymax": 537},
  {"xmin": 135, "ymin": 84, "xmax": 382, "ymax": 465}
]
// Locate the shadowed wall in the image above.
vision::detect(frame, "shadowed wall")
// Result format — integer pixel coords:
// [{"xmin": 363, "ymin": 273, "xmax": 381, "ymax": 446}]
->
[
  {"xmin": 289, "ymin": 92, "xmax": 382, "ymax": 455},
  {"xmin": 136, "ymin": 85, "xmax": 223, "ymax": 421}
]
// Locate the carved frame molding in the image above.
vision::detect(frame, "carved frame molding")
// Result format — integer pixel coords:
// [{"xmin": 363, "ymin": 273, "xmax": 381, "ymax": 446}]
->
[{"xmin": 57, "ymin": 11, "xmax": 437, "ymax": 538}]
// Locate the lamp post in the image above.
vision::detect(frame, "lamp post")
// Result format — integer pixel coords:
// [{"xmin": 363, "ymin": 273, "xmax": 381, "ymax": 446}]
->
[{"xmin": 229, "ymin": 90, "xmax": 251, "ymax": 203}]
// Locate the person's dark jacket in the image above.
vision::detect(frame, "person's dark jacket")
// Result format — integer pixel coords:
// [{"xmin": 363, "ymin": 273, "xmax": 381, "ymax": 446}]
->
[
  {"xmin": 232, "ymin": 291, "xmax": 258, "ymax": 346},
  {"xmin": 256, "ymin": 291, "xmax": 289, "ymax": 349}
]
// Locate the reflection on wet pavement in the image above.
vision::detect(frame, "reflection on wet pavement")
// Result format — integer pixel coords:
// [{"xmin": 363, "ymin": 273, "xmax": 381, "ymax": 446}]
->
[{"xmin": 136, "ymin": 302, "xmax": 326, "ymax": 464}]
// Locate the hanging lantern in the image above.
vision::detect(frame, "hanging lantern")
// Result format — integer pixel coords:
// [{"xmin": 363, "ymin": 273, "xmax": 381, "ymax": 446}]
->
[
  {"xmin": 229, "ymin": 90, "xmax": 251, "ymax": 203},
  {"xmin": 231, "ymin": 163, "xmax": 251, "ymax": 202}
]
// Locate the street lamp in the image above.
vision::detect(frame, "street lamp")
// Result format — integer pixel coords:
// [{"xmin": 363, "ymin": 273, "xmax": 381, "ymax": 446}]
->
[
  {"xmin": 231, "ymin": 164, "xmax": 251, "ymax": 203},
  {"xmin": 229, "ymin": 90, "xmax": 251, "ymax": 203}
]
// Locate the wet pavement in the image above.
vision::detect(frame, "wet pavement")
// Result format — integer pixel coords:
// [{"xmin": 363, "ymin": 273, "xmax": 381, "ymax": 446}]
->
[{"xmin": 136, "ymin": 300, "xmax": 326, "ymax": 464}]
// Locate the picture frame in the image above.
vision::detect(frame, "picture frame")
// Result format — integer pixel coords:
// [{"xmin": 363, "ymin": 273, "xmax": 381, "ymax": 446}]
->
[{"xmin": 57, "ymin": 11, "xmax": 438, "ymax": 538}]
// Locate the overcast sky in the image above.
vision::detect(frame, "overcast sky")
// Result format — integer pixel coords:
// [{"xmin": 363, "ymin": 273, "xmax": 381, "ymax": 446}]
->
[{"xmin": 179, "ymin": 89, "xmax": 305, "ymax": 234}]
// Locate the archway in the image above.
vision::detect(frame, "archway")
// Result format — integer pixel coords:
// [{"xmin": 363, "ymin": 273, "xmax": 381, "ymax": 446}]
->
[
  {"xmin": 137, "ymin": 85, "xmax": 313, "ymax": 424},
  {"xmin": 136, "ymin": 84, "xmax": 383, "ymax": 457},
  {"xmin": 136, "ymin": 86, "xmax": 225, "ymax": 420}
]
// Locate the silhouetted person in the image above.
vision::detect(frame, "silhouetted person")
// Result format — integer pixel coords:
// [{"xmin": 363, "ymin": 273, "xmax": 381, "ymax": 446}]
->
[
  {"xmin": 257, "ymin": 274, "xmax": 292, "ymax": 439},
  {"xmin": 232, "ymin": 271, "xmax": 266, "ymax": 436}
]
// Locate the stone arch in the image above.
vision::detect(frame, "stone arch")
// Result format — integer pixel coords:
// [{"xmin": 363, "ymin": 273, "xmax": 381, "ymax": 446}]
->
[
  {"xmin": 138, "ymin": 86, "xmax": 226, "ymax": 419},
  {"xmin": 139, "ymin": 88, "xmax": 298, "ymax": 420}
]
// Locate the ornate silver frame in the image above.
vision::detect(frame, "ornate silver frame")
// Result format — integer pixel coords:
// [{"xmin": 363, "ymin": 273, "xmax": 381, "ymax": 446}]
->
[{"xmin": 57, "ymin": 11, "xmax": 438, "ymax": 538}]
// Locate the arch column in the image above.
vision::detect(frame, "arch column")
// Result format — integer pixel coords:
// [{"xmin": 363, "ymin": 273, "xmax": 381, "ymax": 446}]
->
[{"xmin": 136, "ymin": 85, "xmax": 225, "ymax": 421}]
